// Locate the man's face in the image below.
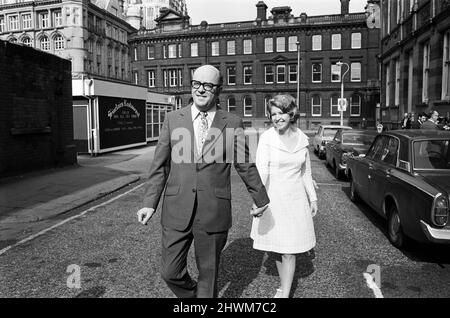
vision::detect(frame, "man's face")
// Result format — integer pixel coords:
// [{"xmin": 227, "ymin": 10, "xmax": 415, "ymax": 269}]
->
[
  {"xmin": 191, "ymin": 66, "xmax": 221, "ymax": 111},
  {"xmin": 431, "ymin": 111, "xmax": 439, "ymax": 122}
]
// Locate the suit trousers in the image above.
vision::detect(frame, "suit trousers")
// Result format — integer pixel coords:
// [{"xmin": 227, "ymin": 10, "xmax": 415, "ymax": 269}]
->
[{"xmin": 160, "ymin": 196, "xmax": 228, "ymax": 298}]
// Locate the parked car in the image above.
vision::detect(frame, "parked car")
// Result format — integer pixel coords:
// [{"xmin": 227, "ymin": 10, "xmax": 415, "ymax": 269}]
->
[
  {"xmin": 313, "ymin": 125, "xmax": 352, "ymax": 159},
  {"xmin": 346, "ymin": 130, "xmax": 450, "ymax": 248},
  {"xmin": 325, "ymin": 129, "xmax": 379, "ymax": 180}
]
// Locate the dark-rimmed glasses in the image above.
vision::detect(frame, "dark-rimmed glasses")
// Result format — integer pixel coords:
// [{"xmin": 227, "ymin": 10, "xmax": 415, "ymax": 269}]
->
[{"xmin": 191, "ymin": 80, "xmax": 219, "ymax": 92}]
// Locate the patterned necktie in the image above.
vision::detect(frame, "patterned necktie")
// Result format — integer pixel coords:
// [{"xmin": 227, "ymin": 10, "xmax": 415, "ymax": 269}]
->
[{"xmin": 198, "ymin": 112, "xmax": 208, "ymax": 155}]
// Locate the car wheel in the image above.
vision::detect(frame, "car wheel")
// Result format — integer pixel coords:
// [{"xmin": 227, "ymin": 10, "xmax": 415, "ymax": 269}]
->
[
  {"xmin": 387, "ymin": 205, "xmax": 407, "ymax": 249},
  {"xmin": 334, "ymin": 162, "xmax": 341, "ymax": 180},
  {"xmin": 349, "ymin": 176, "xmax": 359, "ymax": 202}
]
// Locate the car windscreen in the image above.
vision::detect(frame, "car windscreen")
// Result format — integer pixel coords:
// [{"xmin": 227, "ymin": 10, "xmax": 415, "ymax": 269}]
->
[
  {"xmin": 323, "ymin": 128, "xmax": 339, "ymax": 137},
  {"xmin": 342, "ymin": 133, "xmax": 376, "ymax": 146},
  {"xmin": 413, "ymin": 140, "xmax": 450, "ymax": 170}
]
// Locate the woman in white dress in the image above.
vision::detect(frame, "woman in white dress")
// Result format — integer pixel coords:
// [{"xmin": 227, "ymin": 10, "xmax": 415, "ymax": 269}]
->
[{"xmin": 250, "ymin": 94, "xmax": 318, "ymax": 298}]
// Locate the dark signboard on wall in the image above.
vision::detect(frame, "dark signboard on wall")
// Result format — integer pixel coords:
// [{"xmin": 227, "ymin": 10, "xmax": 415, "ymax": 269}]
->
[{"xmin": 98, "ymin": 96, "xmax": 146, "ymax": 150}]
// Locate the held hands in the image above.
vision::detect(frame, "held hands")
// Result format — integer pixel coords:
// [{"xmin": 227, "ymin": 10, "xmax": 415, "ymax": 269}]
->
[
  {"xmin": 250, "ymin": 203, "xmax": 268, "ymax": 218},
  {"xmin": 311, "ymin": 201, "xmax": 318, "ymax": 217},
  {"xmin": 137, "ymin": 207, "xmax": 155, "ymax": 225}
]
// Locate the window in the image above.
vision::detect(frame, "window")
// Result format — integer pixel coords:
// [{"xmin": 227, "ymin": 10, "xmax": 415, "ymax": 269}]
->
[
  {"xmin": 385, "ymin": 64, "xmax": 391, "ymax": 106},
  {"xmin": 351, "ymin": 62, "xmax": 361, "ymax": 82},
  {"xmin": 0, "ymin": 17, "xmax": 5, "ymax": 33},
  {"xmin": 395, "ymin": 59, "xmax": 401, "ymax": 106},
  {"xmin": 244, "ymin": 97, "xmax": 252, "ymax": 117},
  {"xmin": 243, "ymin": 39, "xmax": 252, "ymax": 54},
  {"xmin": 9, "ymin": 37, "xmax": 17, "ymax": 43},
  {"xmin": 227, "ymin": 40, "xmax": 235, "ymax": 55},
  {"xmin": 312, "ymin": 63, "xmax": 322, "ymax": 82},
  {"xmin": 190, "ymin": 42, "xmax": 198, "ymax": 57},
  {"xmin": 178, "ymin": 69, "xmax": 183, "ymax": 86},
  {"xmin": 289, "ymin": 65, "xmax": 297, "ymax": 83},
  {"xmin": 227, "ymin": 66, "xmax": 236, "ymax": 85},
  {"xmin": 178, "ymin": 43, "xmax": 182, "ymax": 57},
  {"xmin": 276, "ymin": 37, "xmax": 285, "ymax": 52},
  {"xmin": 190, "ymin": 68, "xmax": 196, "ymax": 82},
  {"xmin": 331, "ymin": 96, "xmax": 340, "ymax": 117},
  {"xmin": 54, "ymin": 34, "xmax": 65, "ymax": 50},
  {"xmin": 312, "ymin": 35, "xmax": 322, "ymax": 51},
  {"xmin": 265, "ymin": 65, "xmax": 274, "ymax": 84},
  {"xmin": 397, "ymin": 0, "xmax": 403, "ymax": 23},
  {"xmin": 9, "ymin": 15, "xmax": 19, "ymax": 30},
  {"xmin": 163, "ymin": 45, "xmax": 167, "ymax": 59},
  {"xmin": 407, "ymin": 51, "xmax": 413, "ymax": 109},
  {"xmin": 22, "ymin": 37, "xmax": 32, "ymax": 46},
  {"xmin": 40, "ymin": 13, "xmax": 49, "ymax": 28},
  {"xmin": 277, "ymin": 65, "xmax": 286, "ymax": 83},
  {"xmin": 264, "ymin": 38, "xmax": 273, "ymax": 53},
  {"xmin": 243, "ymin": 66, "xmax": 252, "ymax": 84},
  {"xmin": 352, "ymin": 33, "xmax": 361, "ymax": 49},
  {"xmin": 422, "ymin": 42, "xmax": 430, "ymax": 102},
  {"xmin": 40, "ymin": 36, "xmax": 50, "ymax": 51},
  {"xmin": 163, "ymin": 70, "xmax": 168, "ymax": 87},
  {"xmin": 133, "ymin": 47, "xmax": 138, "ymax": 61},
  {"xmin": 148, "ymin": 71, "xmax": 155, "ymax": 87},
  {"xmin": 264, "ymin": 96, "xmax": 272, "ymax": 117},
  {"xmin": 311, "ymin": 95, "xmax": 322, "ymax": 116},
  {"xmin": 169, "ymin": 69, "xmax": 178, "ymax": 87},
  {"xmin": 350, "ymin": 94, "xmax": 361, "ymax": 116},
  {"xmin": 410, "ymin": 0, "xmax": 416, "ymax": 12},
  {"xmin": 147, "ymin": 45, "xmax": 155, "ymax": 59},
  {"xmin": 211, "ymin": 41, "xmax": 219, "ymax": 56},
  {"xmin": 227, "ymin": 97, "xmax": 236, "ymax": 113},
  {"xmin": 168, "ymin": 44, "xmax": 176, "ymax": 58},
  {"xmin": 443, "ymin": 31, "xmax": 450, "ymax": 100},
  {"xmin": 331, "ymin": 63, "xmax": 341, "ymax": 82},
  {"xmin": 133, "ymin": 71, "xmax": 138, "ymax": 85},
  {"xmin": 175, "ymin": 97, "xmax": 182, "ymax": 110},
  {"xmin": 288, "ymin": 36, "xmax": 298, "ymax": 51},
  {"xmin": 54, "ymin": 11, "xmax": 62, "ymax": 27},
  {"xmin": 22, "ymin": 14, "xmax": 32, "ymax": 29},
  {"xmin": 332, "ymin": 34, "xmax": 341, "ymax": 50}
]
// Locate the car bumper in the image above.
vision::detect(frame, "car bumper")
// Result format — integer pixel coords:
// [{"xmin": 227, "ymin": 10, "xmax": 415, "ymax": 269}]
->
[{"xmin": 420, "ymin": 220, "xmax": 450, "ymax": 244}]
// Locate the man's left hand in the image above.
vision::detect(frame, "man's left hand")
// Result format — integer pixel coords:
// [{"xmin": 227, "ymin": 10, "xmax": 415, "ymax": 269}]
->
[{"xmin": 250, "ymin": 203, "xmax": 268, "ymax": 218}]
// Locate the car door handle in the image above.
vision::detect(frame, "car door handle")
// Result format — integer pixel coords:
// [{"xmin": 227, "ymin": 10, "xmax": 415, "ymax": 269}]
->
[{"xmin": 386, "ymin": 169, "xmax": 392, "ymax": 178}]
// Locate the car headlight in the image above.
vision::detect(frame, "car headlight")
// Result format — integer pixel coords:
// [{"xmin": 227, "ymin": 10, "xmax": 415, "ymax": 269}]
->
[{"xmin": 432, "ymin": 194, "xmax": 449, "ymax": 227}]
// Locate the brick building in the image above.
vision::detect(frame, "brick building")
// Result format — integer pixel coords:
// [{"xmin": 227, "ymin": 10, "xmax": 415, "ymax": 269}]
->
[
  {"xmin": 379, "ymin": 0, "xmax": 450, "ymax": 128},
  {"xmin": 129, "ymin": 0, "xmax": 381, "ymax": 130},
  {"xmin": 0, "ymin": 40, "xmax": 76, "ymax": 177}
]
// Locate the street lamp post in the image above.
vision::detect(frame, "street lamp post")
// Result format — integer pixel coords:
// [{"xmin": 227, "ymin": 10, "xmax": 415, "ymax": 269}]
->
[
  {"xmin": 296, "ymin": 41, "xmax": 300, "ymax": 127},
  {"xmin": 336, "ymin": 61, "xmax": 350, "ymax": 126}
]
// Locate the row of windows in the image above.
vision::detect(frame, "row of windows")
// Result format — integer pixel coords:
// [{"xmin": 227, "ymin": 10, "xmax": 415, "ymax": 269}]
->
[
  {"xmin": 137, "ymin": 62, "xmax": 361, "ymax": 88},
  {"xmin": 0, "ymin": 11, "xmax": 62, "ymax": 33},
  {"xmin": 134, "ymin": 32, "xmax": 363, "ymax": 61},
  {"xmin": 163, "ymin": 94, "xmax": 362, "ymax": 118},
  {"xmin": 384, "ymin": 30, "xmax": 450, "ymax": 108},
  {"xmin": 7, "ymin": 34, "xmax": 65, "ymax": 51}
]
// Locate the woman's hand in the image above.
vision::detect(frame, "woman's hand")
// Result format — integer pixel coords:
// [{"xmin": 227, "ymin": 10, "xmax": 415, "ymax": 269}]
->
[{"xmin": 311, "ymin": 201, "xmax": 318, "ymax": 217}]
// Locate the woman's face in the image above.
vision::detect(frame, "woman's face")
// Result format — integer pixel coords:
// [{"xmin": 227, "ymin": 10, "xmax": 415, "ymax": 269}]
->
[{"xmin": 270, "ymin": 106, "xmax": 291, "ymax": 132}]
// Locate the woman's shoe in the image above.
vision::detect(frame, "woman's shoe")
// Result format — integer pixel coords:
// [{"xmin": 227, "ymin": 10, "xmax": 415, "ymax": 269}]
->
[{"xmin": 274, "ymin": 288, "xmax": 283, "ymax": 298}]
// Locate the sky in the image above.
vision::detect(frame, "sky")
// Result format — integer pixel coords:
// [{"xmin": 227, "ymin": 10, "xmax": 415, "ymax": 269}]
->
[{"xmin": 186, "ymin": 0, "xmax": 369, "ymax": 25}]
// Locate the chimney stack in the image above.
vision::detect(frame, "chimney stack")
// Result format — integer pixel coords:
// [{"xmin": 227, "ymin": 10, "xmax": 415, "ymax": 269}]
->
[
  {"xmin": 340, "ymin": 0, "xmax": 350, "ymax": 15},
  {"xmin": 256, "ymin": 1, "xmax": 268, "ymax": 21}
]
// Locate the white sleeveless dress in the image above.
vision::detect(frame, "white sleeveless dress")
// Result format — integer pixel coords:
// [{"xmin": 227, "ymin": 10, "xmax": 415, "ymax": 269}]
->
[{"xmin": 250, "ymin": 127, "xmax": 317, "ymax": 254}]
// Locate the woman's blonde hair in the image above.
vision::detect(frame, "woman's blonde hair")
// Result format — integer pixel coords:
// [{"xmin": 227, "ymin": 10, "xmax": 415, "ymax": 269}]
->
[{"xmin": 267, "ymin": 94, "xmax": 300, "ymax": 124}]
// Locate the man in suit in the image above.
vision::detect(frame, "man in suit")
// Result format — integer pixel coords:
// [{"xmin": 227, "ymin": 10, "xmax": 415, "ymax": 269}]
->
[
  {"xmin": 421, "ymin": 110, "xmax": 441, "ymax": 130},
  {"xmin": 137, "ymin": 65, "xmax": 270, "ymax": 298},
  {"xmin": 411, "ymin": 112, "xmax": 428, "ymax": 129}
]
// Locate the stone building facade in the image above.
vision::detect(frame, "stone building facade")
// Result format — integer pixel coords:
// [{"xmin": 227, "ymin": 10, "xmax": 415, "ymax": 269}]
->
[
  {"xmin": 379, "ymin": 0, "xmax": 450, "ymax": 128},
  {"xmin": 0, "ymin": 0, "xmax": 135, "ymax": 82},
  {"xmin": 129, "ymin": 0, "xmax": 381, "ymax": 130}
]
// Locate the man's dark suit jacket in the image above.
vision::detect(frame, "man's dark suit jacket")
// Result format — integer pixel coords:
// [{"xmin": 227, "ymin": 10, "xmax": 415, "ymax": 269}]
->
[
  {"xmin": 410, "ymin": 120, "xmax": 422, "ymax": 129},
  {"xmin": 143, "ymin": 105, "xmax": 269, "ymax": 232},
  {"xmin": 421, "ymin": 120, "xmax": 440, "ymax": 130}
]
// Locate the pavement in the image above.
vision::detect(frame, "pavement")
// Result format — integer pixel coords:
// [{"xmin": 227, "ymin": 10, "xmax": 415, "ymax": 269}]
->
[{"xmin": 0, "ymin": 144, "xmax": 156, "ymax": 245}]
